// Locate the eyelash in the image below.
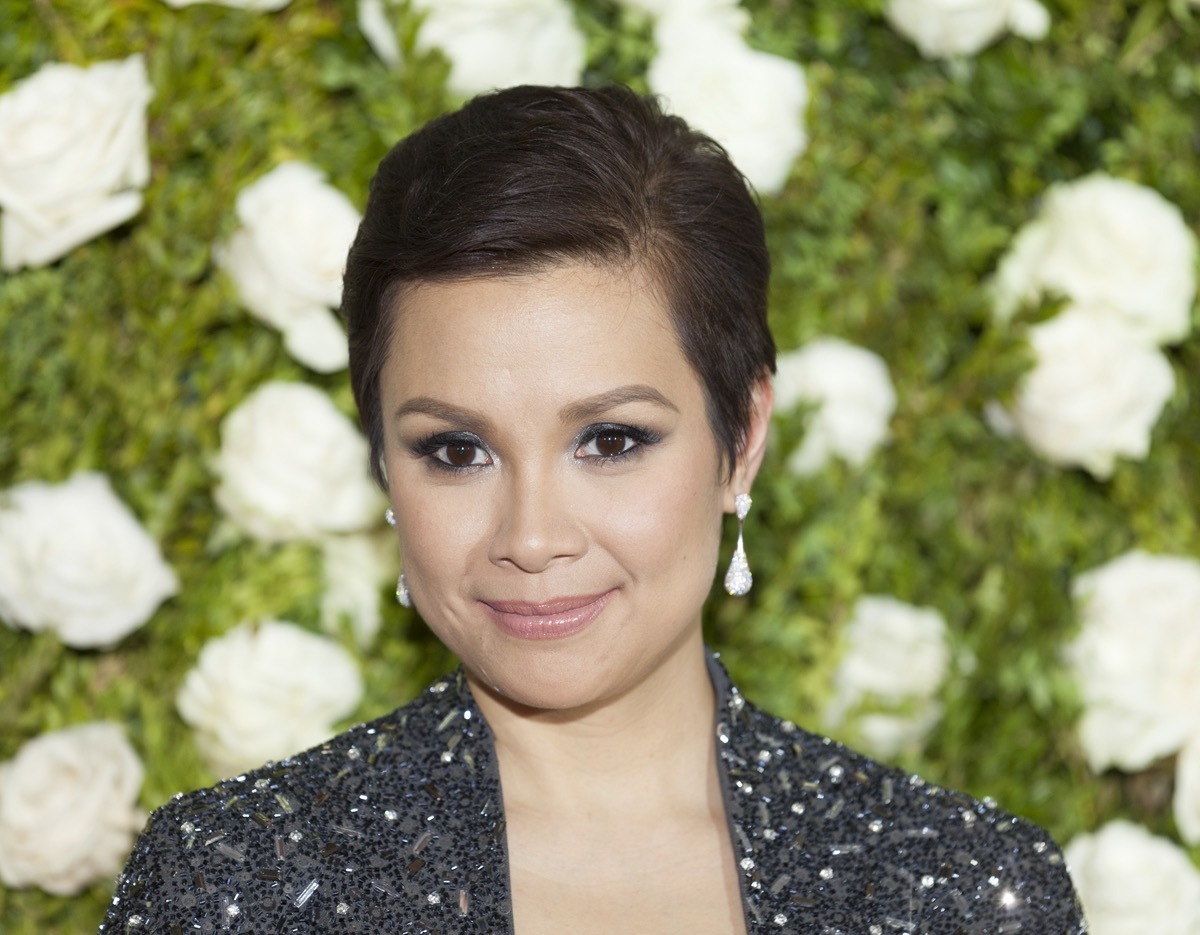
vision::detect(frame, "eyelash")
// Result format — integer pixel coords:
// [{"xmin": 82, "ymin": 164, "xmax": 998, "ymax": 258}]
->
[
  {"xmin": 409, "ymin": 424, "xmax": 662, "ymax": 474},
  {"xmin": 575, "ymin": 423, "xmax": 661, "ymax": 465},
  {"xmin": 410, "ymin": 432, "xmax": 491, "ymax": 474}
]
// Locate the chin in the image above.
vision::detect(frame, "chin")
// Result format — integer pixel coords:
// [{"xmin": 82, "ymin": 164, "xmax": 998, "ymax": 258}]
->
[
  {"xmin": 465, "ymin": 644, "xmax": 624, "ymax": 715},
  {"xmin": 463, "ymin": 621, "xmax": 701, "ymax": 719}
]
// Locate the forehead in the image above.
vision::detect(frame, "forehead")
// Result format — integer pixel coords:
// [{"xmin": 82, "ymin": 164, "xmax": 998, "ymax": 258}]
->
[{"xmin": 381, "ymin": 263, "xmax": 699, "ymax": 405}]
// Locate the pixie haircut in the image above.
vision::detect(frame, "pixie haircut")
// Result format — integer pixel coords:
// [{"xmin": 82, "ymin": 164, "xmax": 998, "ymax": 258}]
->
[{"xmin": 342, "ymin": 84, "xmax": 776, "ymax": 488}]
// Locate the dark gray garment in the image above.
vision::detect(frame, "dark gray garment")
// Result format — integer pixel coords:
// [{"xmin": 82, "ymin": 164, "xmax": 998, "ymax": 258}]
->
[{"xmin": 101, "ymin": 653, "xmax": 1085, "ymax": 934}]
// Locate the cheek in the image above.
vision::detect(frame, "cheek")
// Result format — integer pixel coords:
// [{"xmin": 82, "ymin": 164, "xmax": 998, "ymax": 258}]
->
[
  {"xmin": 589, "ymin": 462, "xmax": 724, "ymax": 582},
  {"xmin": 394, "ymin": 488, "xmax": 492, "ymax": 578}
]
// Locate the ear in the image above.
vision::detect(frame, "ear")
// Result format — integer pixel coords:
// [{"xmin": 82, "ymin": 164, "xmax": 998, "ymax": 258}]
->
[{"xmin": 723, "ymin": 376, "xmax": 773, "ymax": 512}]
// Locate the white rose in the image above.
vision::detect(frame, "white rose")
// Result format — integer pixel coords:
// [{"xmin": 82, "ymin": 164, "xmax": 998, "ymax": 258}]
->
[
  {"xmin": 885, "ymin": 0, "xmax": 1050, "ymax": 59},
  {"xmin": 773, "ymin": 338, "xmax": 897, "ymax": 476},
  {"xmin": 0, "ymin": 472, "xmax": 178, "ymax": 648},
  {"xmin": 824, "ymin": 595, "xmax": 950, "ymax": 759},
  {"xmin": 177, "ymin": 619, "xmax": 364, "ymax": 778},
  {"xmin": 212, "ymin": 381, "xmax": 386, "ymax": 542},
  {"xmin": 648, "ymin": 14, "xmax": 808, "ymax": 195},
  {"xmin": 320, "ymin": 530, "xmax": 398, "ymax": 648},
  {"xmin": 1007, "ymin": 306, "xmax": 1175, "ymax": 479},
  {"xmin": 358, "ymin": 0, "xmax": 403, "ymax": 70},
  {"xmin": 409, "ymin": 0, "xmax": 585, "ymax": 97},
  {"xmin": 993, "ymin": 174, "xmax": 1197, "ymax": 346},
  {"xmin": 1176, "ymin": 734, "xmax": 1200, "ymax": 846},
  {"xmin": 0, "ymin": 55, "xmax": 151, "ymax": 271},
  {"xmin": 1065, "ymin": 821, "xmax": 1200, "ymax": 935},
  {"xmin": 0, "ymin": 723, "xmax": 145, "ymax": 896},
  {"xmin": 1068, "ymin": 550, "xmax": 1200, "ymax": 772},
  {"xmin": 217, "ymin": 162, "xmax": 360, "ymax": 373}
]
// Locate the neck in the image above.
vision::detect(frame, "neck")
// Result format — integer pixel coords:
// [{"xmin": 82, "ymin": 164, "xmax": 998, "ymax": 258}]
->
[{"xmin": 466, "ymin": 632, "xmax": 718, "ymax": 818}]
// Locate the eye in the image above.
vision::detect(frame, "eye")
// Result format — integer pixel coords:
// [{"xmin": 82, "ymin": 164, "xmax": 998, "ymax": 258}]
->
[
  {"xmin": 410, "ymin": 432, "xmax": 493, "ymax": 472},
  {"xmin": 434, "ymin": 439, "xmax": 489, "ymax": 467},
  {"xmin": 584, "ymin": 430, "xmax": 635, "ymax": 458},
  {"xmin": 575, "ymin": 423, "xmax": 660, "ymax": 461}
]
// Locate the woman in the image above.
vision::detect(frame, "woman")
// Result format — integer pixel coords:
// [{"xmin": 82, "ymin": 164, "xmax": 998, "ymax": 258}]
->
[{"xmin": 102, "ymin": 85, "xmax": 1083, "ymax": 933}]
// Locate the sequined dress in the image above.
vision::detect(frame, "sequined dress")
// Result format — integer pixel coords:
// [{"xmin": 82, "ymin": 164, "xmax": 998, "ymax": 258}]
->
[{"xmin": 101, "ymin": 655, "xmax": 1085, "ymax": 934}]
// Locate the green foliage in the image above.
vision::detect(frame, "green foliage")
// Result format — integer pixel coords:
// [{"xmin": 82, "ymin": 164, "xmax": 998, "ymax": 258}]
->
[{"xmin": 2, "ymin": 0, "xmax": 1199, "ymax": 930}]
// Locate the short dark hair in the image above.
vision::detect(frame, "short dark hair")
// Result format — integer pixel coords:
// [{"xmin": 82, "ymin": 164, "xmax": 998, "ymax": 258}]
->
[{"xmin": 342, "ymin": 84, "xmax": 775, "ymax": 487}]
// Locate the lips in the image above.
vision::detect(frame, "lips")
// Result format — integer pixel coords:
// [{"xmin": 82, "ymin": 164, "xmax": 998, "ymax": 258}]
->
[{"xmin": 481, "ymin": 591, "xmax": 614, "ymax": 640}]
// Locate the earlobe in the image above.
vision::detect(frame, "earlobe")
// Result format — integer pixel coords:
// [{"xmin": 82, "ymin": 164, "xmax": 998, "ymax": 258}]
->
[{"xmin": 724, "ymin": 377, "xmax": 774, "ymax": 511}]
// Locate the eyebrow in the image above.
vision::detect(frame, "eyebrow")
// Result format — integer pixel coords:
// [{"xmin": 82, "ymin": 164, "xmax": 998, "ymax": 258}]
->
[
  {"xmin": 391, "ymin": 397, "xmax": 492, "ymax": 435},
  {"xmin": 557, "ymin": 385, "xmax": 679, "ymax": 424},
  {"xmin": 392, "ymin": 384, "xmax": 678, "ymax": 430}
]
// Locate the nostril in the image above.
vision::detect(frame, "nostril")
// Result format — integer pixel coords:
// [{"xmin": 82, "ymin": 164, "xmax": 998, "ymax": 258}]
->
[{"xmin": 488, "ymin": 480, "xmax": 586, "ymax": 573}]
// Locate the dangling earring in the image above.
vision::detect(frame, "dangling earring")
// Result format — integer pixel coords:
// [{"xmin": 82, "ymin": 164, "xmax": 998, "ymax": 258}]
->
[
  {"xmin": 724, "ymin": 493, "xmax": 753, "ymax": 596},
  {"xmin": 384, "ymin": 509, "xmax": 411, "ymax": 606}
]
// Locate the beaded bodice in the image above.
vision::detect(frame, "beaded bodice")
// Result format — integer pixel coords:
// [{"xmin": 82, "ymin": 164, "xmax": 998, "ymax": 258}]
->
[{"xmin": 101, "ymin": 655, "xmax": 1084, "ymax": 934}]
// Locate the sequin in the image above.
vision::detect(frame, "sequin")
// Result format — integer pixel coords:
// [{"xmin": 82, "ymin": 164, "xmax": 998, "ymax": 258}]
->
[
  {"xmin": 294, "ymin": 879, "xmax": 319, "ymax": 908},
  {"xmin": 99, "ymin": 652, "xmax": 1084, "ymax": 934}
]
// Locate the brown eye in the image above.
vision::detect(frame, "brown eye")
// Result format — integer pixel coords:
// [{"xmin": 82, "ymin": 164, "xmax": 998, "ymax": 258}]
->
[
  {"xmin": 594, "ymin": 432, "xmax": 627, "ymax": 456},
  {"xmin": 444, "ymin": 441, "xmax": 479, "ymax": 466},
  {"xmin": 577, "ymin": 424, "xmax": 656, "ymax": 461},
  {"xmin": 592, "ymin": 431, "xmax": 629, "ymax": 457}
]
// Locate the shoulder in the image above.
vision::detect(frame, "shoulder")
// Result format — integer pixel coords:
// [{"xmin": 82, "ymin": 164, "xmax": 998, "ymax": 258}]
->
[
  {"xmin": 100, "ymin": 672, "xmax": 507, "ymax": 934},
  {"xmin": 720, "ymin": 686, "xmax": 1086, "ymax": 933}
]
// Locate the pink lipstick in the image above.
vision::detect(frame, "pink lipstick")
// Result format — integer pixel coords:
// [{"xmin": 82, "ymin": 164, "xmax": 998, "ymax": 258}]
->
[{"xmin": 482, "ymin": 591, "xmax": 614, "ymax": 640}]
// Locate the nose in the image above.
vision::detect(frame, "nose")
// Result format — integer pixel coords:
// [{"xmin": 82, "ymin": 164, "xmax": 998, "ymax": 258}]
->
[{"xmin": 487, "ymin": 466, "xmax": 585, "ymax": 573}]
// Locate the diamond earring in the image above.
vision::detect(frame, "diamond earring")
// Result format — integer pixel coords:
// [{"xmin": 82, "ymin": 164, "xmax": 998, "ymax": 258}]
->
[
  {"xmin": 723, "ymin": 493, "xmax": 753, "ymax": 596},
  {"xmin": 385, "ymin": 509, "xmax": 410, "ymax": 606}
]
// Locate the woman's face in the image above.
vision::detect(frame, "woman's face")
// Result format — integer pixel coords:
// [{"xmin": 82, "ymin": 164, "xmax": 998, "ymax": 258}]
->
[{"xmin": 379, "ymin": 261, "xmax": 764, "ymax": 713}]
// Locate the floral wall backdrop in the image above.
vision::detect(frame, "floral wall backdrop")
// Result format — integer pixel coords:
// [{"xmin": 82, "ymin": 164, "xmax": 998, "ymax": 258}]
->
[{"xmin": 1, "ymin": 0, "xmax": 1199, "ymax": 930}]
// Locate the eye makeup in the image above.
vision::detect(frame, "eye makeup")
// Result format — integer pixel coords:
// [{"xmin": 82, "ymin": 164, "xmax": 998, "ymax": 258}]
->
[
  {"xmin": 573, "ymin": 422, "xmax": 663, "ymax": 464},
  {"xmin": 408, "ymin": 421, "xmax": 664, "ymax": 475}
]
